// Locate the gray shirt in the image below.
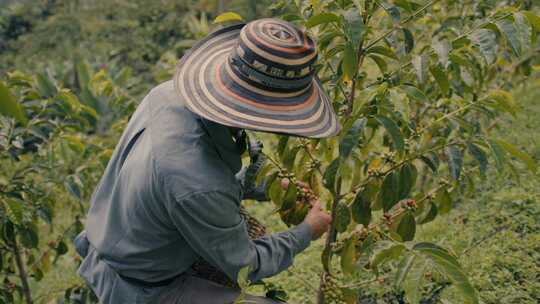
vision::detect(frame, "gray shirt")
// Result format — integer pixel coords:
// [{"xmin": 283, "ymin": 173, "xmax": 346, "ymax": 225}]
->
[{"xmin": 82, "ymin": 80, "xmax": 312, "ymax": 289}]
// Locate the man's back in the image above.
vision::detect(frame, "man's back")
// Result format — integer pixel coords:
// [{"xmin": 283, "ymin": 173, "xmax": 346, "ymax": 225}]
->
[{"xmin": 85, "ymin": 80, "xmax": 242, "ymax": 282}]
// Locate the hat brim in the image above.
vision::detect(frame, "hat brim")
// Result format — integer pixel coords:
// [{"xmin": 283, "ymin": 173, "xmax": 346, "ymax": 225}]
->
[{"xmin": 173, "ymin": 24, "xmax": 341, "ymax": 138}]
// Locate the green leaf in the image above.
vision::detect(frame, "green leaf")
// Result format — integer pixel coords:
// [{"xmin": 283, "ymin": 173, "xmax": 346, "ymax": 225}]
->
[
  {"xmin": 467, "ymin": 143, "xmax": 488, "ymax": 176},
  {"xmin": 351, "ymin": 190, "xmax": 371, "ymax": 226},
  {"xmin": 493, "ymin": 139, "xmax": 536, "ymax": 173},
  {"xmin": 277, "ymin": 136, "xmax": 289, "ymax": 158},
  {"xmin": 366, "ymin": 46, "xmax": 398, "ymax": 60},
  {"xmin": 341, "ymin": 236, "xmax": 357, "ymax": 275},
  {"xmin": 370, "ymin": 242, "xmax": 406, "ymax": 272},
  {"xmin": 432, "ymin": 38, "xmax": 451, "ymax": 67},
  {"xmin": 496, "ymin": 19, "xmax": 522, "ymax": 57},
  {"xmin": 282, "ymin": 146, "xmax": 301, "ymax": 170},
  {"xmin": 483, "ymin": 89, "xmax": 517, "ymax": 117},
  {"xmin": 402, "ymin": 28, "xmax": 415, "ymax": 53},
  {"xmin": 323, "ymin": 158, "xmax": 340, "ymax": 195},
  {"xmin": 397, "ymin": 163, "xmax": 417, "ymax": 200},
  {"xmin": 420, "ymin": 153, "xmax": 438, "ymax": 172},
  {"xmin": 65, "ymin": 175, "xmax": 83, "ymax": 200},
  {"xmin": 417, "ymin": 201, "xmax": 438, "ymax": 224},
  {"xmin": 0, "ymin": 82, "xmax": 28, "ymax": 125},
  {"xmin": 414, "ymin": 242, "xmax": 478, "ymax": 304},
  {"xmin": 522, "ymin": 11, "xmax": 540, "ymax": 32},
  {"xmin": 446, "ymin": 146, "xmax": 463, "ymax": 180},
  {"xmin": 395, "ymin": 254, "xmax": 416, "ymax": 289},
  {"xmin": 335, "ymin": 201, "xmax": 351, "ymax": 233},
  {"xmin": 374, "ymin": 115, "xmax": 405, "ymax": 153},
  {"xmin": 412, "ymin": 54, "xmax": 429, "ymax": 84},
  {"xmin": 20, "ymin": 227, "xmax": 39, "ymax": 249},
  {"xmin": 469, "ymin": 29, "xmax": 497, "ymax": 64},
  {"xmin": 430, "ymin": 64, "xmax": 450, "ymax": 95},
  {"xmin": 342, "ymin": 43, "xmax": 358, "ymax": 81},
  {"xmin": 305, "ymin": 12, "xmax": 340, "ymax": 28},
  {"xmin": 339, "ymin": 118, "xmax": 366, "ymax": 159},
  {"xmin": 398, "ymin": 84, "xmax": 429, "ymax": 103},
  {"xmin": 513, "ymin": 13, "xmax": 532, "ymax": 53},
  {"xmin": 214, "ymin": 12, "xmax": 244, "ymax": 23},
  {"xmin": 397, "ymin": 212, "xmax": 416, "ymax": 242},
  {"xmin": 403, "ymin": 259, "xmax": 428, "ymax": 303},
  {"xmin": 379, "ymin": 171, "xmax": 400, "ymax": 212},
  {"xmin": 267, "ymin": 173, "xmax": 282, "ymax": 206},
  {"xmin": 487, "ymin": 139, "xmax": 506, "ymax": 172},
  {"xmin": 368, "ymin": 54, "xmax": 388, "ymax": 74},
  {"xmin": 35, "ymin": 72, "xmax": 57, "ymax": 98},
  {"xmin": 56, "ymin": 241, "xmax": 69, "ymax": 256},
  {"xmin": 435, "ymin": 189, "xmax": 452, "ymax": 214},
  {"xmin": 3, "ymin": 199, "xmax": 24, "ymax": 225},
  {"xmin": 280, "ymin": 182, "xmax": 298, "ymax": 211},
  {"xmin": 343, "ymin": 9, "xmax": 365, "ymax": 46}
]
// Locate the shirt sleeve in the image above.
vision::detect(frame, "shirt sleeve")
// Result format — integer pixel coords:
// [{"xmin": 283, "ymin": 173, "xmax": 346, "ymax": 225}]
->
[{"xmin": 167, "ymin": 190, "xmax": 312, "ymax": 282}]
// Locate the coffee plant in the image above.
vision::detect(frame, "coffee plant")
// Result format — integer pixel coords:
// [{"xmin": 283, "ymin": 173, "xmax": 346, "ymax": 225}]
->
[
  {"xmin": 0, "ymin": 69, "xmax": 131, "ymax": 303},
  {"xmin": 216, "ymin": 1, "xmax": 540, "ymax": 303}
]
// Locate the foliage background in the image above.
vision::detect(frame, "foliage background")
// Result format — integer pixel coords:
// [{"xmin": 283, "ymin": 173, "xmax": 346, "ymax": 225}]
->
[{"xmin": 0, "ymin": 0, "xmax": 538, "ymax": 303}]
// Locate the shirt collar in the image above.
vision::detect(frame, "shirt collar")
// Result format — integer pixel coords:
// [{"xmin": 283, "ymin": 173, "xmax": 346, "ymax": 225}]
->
[{"xmin": 199, "ymin": 118, "xmax": 243, "ymax": 174}]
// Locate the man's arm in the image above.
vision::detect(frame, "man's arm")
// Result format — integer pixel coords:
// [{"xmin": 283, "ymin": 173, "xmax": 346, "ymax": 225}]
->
[{"xmin": 167, "ymin": 190, "xmax": 313, "ymax": 282}]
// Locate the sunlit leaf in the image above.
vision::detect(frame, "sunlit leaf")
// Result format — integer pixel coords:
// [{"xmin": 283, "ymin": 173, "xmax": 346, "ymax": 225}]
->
[
  {"xmin": 412, "ymin": 54, "xmax": 429, "ymax": 84},
  {"xmin": 432, "ymin": 38, "xmax": 451, "ymax": 67},
  {"xmin": 342, "ymin": 43, "xmax": 358, "ymax": 82},
  {"xmin": 493, "ymin": 139, "xmax": 536, "ymax": 173},
  {"xmin": 214, "ymin": 12, "xmax": 244, "ymax": 23},
  {"xmin": 305, "ymin": 12, "xmax": 340, "ymax": 28},
  {"xmin": 0, "ymin": 81, "xmax": 28, "ymax": 125},
  {"xmin": 469, "ymin": 29, "xmax": 497, "ymax": 64},
  {"xmin": 341, "ymin": 236, "xmax": 357, "ymax": 275},
  {"xmin": 496, "ymin": 18, "xmax": 522, "ymax": 57}
]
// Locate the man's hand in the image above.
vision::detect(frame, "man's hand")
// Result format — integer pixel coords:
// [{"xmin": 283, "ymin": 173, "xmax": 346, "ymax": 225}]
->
[
  {"xmin": 303, "ymin": 200, "xmax": 331, "ymax": 240},
  {"xmin": 280, "ymin": 178, "xmax": 332, "ymax": 240}
]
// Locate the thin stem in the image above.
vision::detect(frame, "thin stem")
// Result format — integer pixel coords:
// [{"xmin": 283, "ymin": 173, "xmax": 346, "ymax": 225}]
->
[
  {"xmin": 364, "ymin": 12, "xmax": 513, "ymax": 89},
  {"xmin": 364, "ymin": 0, "xmax": 440, "ymax": 52},
  {"xmin": 262, "ymin": 152, "xmax": 285, "ymax": 172},
  {"xmin": 12, "ymin": 240, "xmax": 33, "ymax": 304}
]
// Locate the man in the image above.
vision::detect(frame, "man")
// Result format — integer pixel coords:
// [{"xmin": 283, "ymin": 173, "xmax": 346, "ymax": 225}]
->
[{"xmin": 75, "ymin": 18, "xmax": 341, "ymax": 303}]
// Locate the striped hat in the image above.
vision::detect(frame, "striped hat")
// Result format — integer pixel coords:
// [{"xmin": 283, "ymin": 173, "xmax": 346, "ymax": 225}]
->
[{"xmin": 173, "ymin": 18, "xmax": 340, "ymax": 138}]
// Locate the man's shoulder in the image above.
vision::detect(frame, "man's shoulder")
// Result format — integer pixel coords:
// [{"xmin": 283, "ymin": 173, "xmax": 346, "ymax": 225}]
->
[{"xmin": 142, "ymin": 81, "xmax": 240, "ymax": 199}]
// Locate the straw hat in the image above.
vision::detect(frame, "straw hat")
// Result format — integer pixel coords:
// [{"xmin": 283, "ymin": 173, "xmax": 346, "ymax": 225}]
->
[{"xmin": 174, "ymin": 18, "xmax": 340, "ymax": 138}]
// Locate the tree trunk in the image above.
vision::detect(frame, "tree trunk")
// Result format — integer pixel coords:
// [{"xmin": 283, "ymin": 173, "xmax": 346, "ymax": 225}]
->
[{"xmin": 12, "ymin": 241, "xmax": 33, "ymax": 304}]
